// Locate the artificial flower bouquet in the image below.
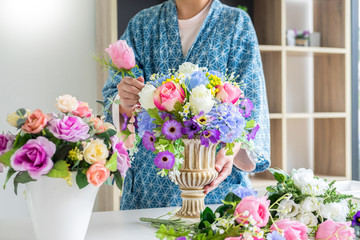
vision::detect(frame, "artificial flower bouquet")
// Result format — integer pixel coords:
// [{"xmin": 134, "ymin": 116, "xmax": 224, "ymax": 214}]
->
[
  {"xmin": 141, "ymin": 168, "xmax": 360, "ymax": 240},
  {"xmin": 135, "ymin": 62, "xmax": 260, "ymax": 181},
  {"xmin": 0, "ymin": 95, "xmax": 131, "ymax": 194}
]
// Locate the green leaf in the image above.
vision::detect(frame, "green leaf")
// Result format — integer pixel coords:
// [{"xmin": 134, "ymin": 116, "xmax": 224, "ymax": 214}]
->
[
  {"xmin": 224, "ymin": 192, "xmax": 241, "ymax": 202},
  {"xmin": 225, "ymin": 143, "xmax": 235, "ymax": 156},
  {"xmin": 245, "ymin": 120, "xmax": 256, "ymax": 129},
  {"xmin": 0, "ymin": 149, "xmax": 16, "ymax": 166},
  {"xmin": 113, "ymin": 170, "xmax": 123, "ymax": 190},
  {"xmin": 46, "ymin": 160, "xmax": 70, "ymax": 178},
  {"xmin": 13, "ymin": 133, "xmax": 31, "ymax": 149},
  {"xmin": 76, "ymin": 169, "xmax": 88, "ymax": 189},
  {"xmin": 16, "ymin": 118, "xmax": 26, "ymax": 127},
  {"xmin": 97, "ymin": 129, "xmax": 117, "ymax": 138},
  {"xmin": 268, "ymin": 168, "xmax": 289, "ymax": 183},
  {"xmin": 14, "ymin": 171, "xmax": 35, "ymax": 195},
  {"xmin": 105, "ymin": 152, "xmax": 117, "ymax": 171},
  {"xmin": 148, "ymin": 108, "xmax": 164, "ymax": 125},
  {"xmin": 168, "ymin": 143, "xmax": 175, "ymax": 154},
  {"xmin": 3, "ymin": 168, "xmax": 16, "ymax": 189},
  {"xmin": 16, "ymin": 108, "xmax": 27, "ymax": 116},
  {"xmin": 52, "ymin": 145, "xmax": 73, "ymax": 163},
  {"xmin": 214, "ymin": 204, "xmax": 233, "ymax": 217},
  {"xmin": 155, "ymin": 224, "xmax": 189, "ymax": 240}
]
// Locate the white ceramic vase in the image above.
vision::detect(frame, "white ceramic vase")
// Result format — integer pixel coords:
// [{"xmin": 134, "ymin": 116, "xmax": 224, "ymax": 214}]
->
[
  {"xmin": 25, "ymin": 173, "xmax": 99, "ymax": 240},
  {"xmin": 175, "ymin": 139, "xmax": 218, "ymax": 219}
]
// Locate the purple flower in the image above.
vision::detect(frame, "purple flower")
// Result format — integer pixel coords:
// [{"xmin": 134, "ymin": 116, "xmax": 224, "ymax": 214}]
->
[
  {"xmin": 162, "ymin": 119, "xmax": 182, "ymax": 140},
  {"xmin": 352, "ymin": 211, "xmax": 360, "ymax": 226},
  {"xmin": 110, "ymin": 136, "xmax": 131, "ymax": 178},
  {"xmin": 175, "ymin": 237, "xmax": 189, "ymax": 240},
  {"xmin": 154, "ymin": 151, "xmax": 175, "ymax": 169},
  {"xmin": 247, "ymin": 124, "xmax": 260, "ymax": 141},
  {"xmin": 160, "ymin": 112, "xmax": 173, "ymax": 121},
  {"xmin": 200, "ymin": 129, "xmax": 220, "ymax": 147},
  {"xmin": 240, "ymin": 99, "xmax": 254, "ymax": 118},
  {"xmin": 233, "ymin": 186, "xmax": 258, "ymax": 199},
  {"xmin": 142, "ymin": 132, "xmax": 156, "ymax": 151},
  {"xmin": 10, "ymin": 136, "xmax": 55, "ymax": 179},
  {"xmin": 136, "ymin": 111, "xmax": 156, "ymax": 138},
  {"xmin": 121, "ymin": 113, "xmax": 128, "ymax": 131},
  {"xmin": 182, "ymin": 120, "xmax": 201, "ymax": 139},
  {"xmin": 0, "ymin": 133, "xmax": 15, "ymax": 156},
  {"xmin": 48, "ymin": 116, "xmax": 89, "ymax": 142},
  {"xmin": 267, "ymin": 231, "xmax": 285, "ymax": 240}
]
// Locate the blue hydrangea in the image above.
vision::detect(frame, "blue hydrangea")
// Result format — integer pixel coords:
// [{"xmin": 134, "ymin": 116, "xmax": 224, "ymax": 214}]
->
[
  {"xmin": 207, "ymin": 103, "xmax": 245, "ymax": 143},
  {"xmin": 136, "ymin": 110, "xmax": 157, "ymax": 138},
  {"xmin": 267, "ymin": 231, "xmax": 285, "ymax": 240},
  {"xmin": 186, "ymin": 71, "xmax": 209, "ymax": 91},
  {"xmin": 150, "ymin": 75, "xmax": 169, "ymax": 88},
  {"xmin": 233, "ymin": 186, "xmax": 258, "ymax": 199},
  {"xmin": 208, "ymin": 70, "xmax": 223, "ymax": 78}
]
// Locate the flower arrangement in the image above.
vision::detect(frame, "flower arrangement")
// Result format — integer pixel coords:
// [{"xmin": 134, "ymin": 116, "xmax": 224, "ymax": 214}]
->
[
  {"xmin": 141, "ymin": 168, "xmax": 360, "ymax": 240},
  {"xmin": 135, "ymin": 62, "xmax": 260, "ymax": 180},
  {"xmin": 0, "ymin": 95, "xmax": 131, "ymax": 193}
]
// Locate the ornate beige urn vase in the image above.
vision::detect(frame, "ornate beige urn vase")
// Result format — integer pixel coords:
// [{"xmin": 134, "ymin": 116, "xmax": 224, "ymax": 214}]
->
[{"xmin": 174, "ymin": 139, "xmax": 218, "ymax": 219}]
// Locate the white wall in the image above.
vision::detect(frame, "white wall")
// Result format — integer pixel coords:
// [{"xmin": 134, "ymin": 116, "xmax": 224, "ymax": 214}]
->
[{"xmin": 0, "ymin": 0, "xmax": 97, "ymax": 219}]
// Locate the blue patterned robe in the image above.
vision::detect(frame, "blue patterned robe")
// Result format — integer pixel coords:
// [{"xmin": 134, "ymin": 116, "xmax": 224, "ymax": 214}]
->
[{"xmin": 102, "ymin": 0, "xmax": 270, "ymax": 210}]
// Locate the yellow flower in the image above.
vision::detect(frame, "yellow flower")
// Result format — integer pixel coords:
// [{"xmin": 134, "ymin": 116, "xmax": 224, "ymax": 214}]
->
[
  {"xmin": 6, "ymin": 109, "xmax": 31, "ymax": 128},
  {"xmin": 197, "ymin": 116, "xmax": 208, "ymax": 125},
  {"xmin": 68, "ymin": 147, "xmax": 84, "ymax": 161},
  {"xmin": 83, "ymin": 139, "xmax": 109, "ymax": 164}
]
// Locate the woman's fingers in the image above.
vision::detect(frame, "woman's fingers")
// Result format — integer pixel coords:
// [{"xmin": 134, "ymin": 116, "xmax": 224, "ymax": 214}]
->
[
  {"xmin": 204, "ymin": 158, "xmax": 233, "ymax": 194},
  {"xmin": 123, "ymin": 77, "xmax": 145, "ymax": 90}
]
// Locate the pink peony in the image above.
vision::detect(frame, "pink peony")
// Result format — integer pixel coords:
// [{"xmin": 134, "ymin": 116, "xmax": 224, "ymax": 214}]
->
[
  {"xmin": 86, "ymin": 163, "xmax": 110, "ymax": 187},
  {"xmin": 315, "ymin": 220, "xmax": 355, "ymax": 240},
  {"xmin": 111, "ymin": 136, "xmax": 131, "ymax": 178},
  {"xmin": 234, "ymin": 196, "xmax": 270, "ymax": 227},
  {"xmin": 271, "ymin": 219, "xmax": 308, "ymax": 240},
  {"xmin": 72, "ymin": 101, "xmax": 92, "ymax": 118},
  {"xmin": 215, "ymin": 83, "xmax": 243, "ymax": 105},
  {"xmin": 21, "ymin": 109, "xmax": 48, "ymax": 134},
  {"xmin": 10, "ymin": 136, "xmax": 55, "ymax": 179},
  {"xmin": 105, "ymin": 40, "xmax": 135, "ymax": 70},
  {"xmin": 153, "ymin": 82, "xmax": 185, "ymax": 111}
]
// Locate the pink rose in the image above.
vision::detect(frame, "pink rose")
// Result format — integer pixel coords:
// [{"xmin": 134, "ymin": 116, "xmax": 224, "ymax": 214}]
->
[
  {"xmin": 86, "ymin": 163, "xmax": 110, "ymax": 187},
  {"xmin": 72, "ymin": 101, "xmax": 92, "ymax": 118},
  {"xmin": 89, "ymin": 117, "xmax": 107, "ymax": 134},
  {"xmin": 215, "ymin": 83, "xmax": 243, "ymax": 104},
  {"xmin": 271, "ymin": 219, "xmax": 308, "ymax": 240},
  {"xmin": 21, "ymin": 109, "xmax": 48, "ymax": 134},
  {"xmin": 315, "ymin": 220, "xmax": 355, "ymax": 240},
  {"xmin": 111, "ymin": 136, "xmax": 131, "ymax": 178},
  {"xmin": 153, "ymin": 82, "xmax": 185, "ymax": 111},
  {"xmin": 234, "ymin": 196, "xmax": 270, "ymax": 227},
  {"xmin": 105, "ymin": 40, "xmax": 135, "ymax": 70}
]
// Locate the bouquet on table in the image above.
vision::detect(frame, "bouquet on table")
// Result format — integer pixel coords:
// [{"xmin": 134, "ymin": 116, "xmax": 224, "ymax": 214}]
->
[
  {"xmin": 135, "ymin": 62, "xmax": 260, "ymax": 181},
  {"xmin": 141, "ymin": 168, "xmax": 360, "ymax": 240},
  {"xmin": 0, "ymin": 95, "xmax": 131, "ymax": 193}
]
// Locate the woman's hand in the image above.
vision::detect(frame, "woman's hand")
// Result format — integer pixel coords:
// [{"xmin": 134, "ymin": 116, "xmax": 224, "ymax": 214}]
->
[
  {"xmin": 204, "ymin": 143, "xmax": 242, "ymax": 194},
  {"xmin": 117, "ymin": 76, "xmax": 145, "ymax": 116}
]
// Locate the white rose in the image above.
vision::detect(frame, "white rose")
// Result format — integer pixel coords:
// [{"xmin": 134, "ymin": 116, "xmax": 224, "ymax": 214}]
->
[
  {"xmin": 83, "ymin": 139, "xmax": 109, "ymax": 165},
  {"xmin": 296, "ymin": 212, "xmax": 318, "ymax": 233},
  {"xmin": 302, "ymin": 179, "xmax": 329, "ymax": 196},
  {"xmin": 139, "ymin": 84, "xmax": 156, "ymax": 110},
  {"xmin": 300, "ymin": 197, "xmax": 320, "ymax": 213},
  {"xmin": 189, "ymin": 85, "xmax": 215, "ymax": 115},
  {"xmin": 320, "ymin": 200, "xmax": 349, "ymax": 222},
  {"xmin": 292, "ymin": 168, "xmax": 314, "ymax": 191},
  {"xmin": 178, "ymin": 62, "xmax": 199, "ymax": 75},
  {"xmin": 276, "ymin": 199, "xmax": 300, "ymax": 218},
  {"xmin": 56, "ymin": 94, "xmax": 78, "ymax": 113}
]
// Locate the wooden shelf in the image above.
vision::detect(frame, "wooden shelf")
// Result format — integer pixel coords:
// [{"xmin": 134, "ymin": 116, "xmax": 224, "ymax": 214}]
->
[
  {"xmin": 259, "ymin": 45, "xmax": 282, "ymax": 52},
  {"xmin": 269, "ymin": 113, "xmax": 282, "ymax": 119},
  {"xmin": 286, "ymin": 46, "xmax": 347, "ymax": 54},
  {"xmin": 286, "ymin": 113, "xmax": 347, "ymax": 119}
]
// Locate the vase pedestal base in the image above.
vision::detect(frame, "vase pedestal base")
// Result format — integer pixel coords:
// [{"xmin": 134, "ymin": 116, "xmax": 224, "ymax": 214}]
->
[{"xmin": 175, "ymin": 188, "xmax": 206, "ymax": 219}]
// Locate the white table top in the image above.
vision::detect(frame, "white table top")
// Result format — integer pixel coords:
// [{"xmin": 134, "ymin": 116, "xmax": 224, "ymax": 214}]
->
[{"xmin": 0, "ymin": 206, "xmax": 193, "ymax": 240}]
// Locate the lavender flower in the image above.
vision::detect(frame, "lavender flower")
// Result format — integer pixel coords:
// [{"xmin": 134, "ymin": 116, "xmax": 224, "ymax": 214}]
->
[
  {"xmin": 142, "ymin": 132, "xmax": 156, "ymax": 151},
  {"xmin": 247, "ymin": 124, "xmax": 260, "ymax": 141},
  {"xmin": 160, "ymin": 112, "xmax": 173, "ymax": 121},
  {"xmin": 175, "ymin": 237, "xmax": 188, "ymax": 240},
  {"xmin": 48, "ymin": 115, "xmax": 90, "ymax": 142},
  {"xmin": 352, "ymin": 211, "xmax": 360, "ymax": 226},
  {"xmin": 182, "ymin": 120, "xmax": 201, "ymax": 139},
  {"xmin": 162, "ymin": 119, "xmax": 182, "ymax": 140},
  {"xmin": 208, "ymin": 103, "xmax": 246, "ymax": 143},
  {"xmin": 200, "ymin": 129, "xmax": 220, "ymax": 147},
  {"xmin": 136, "ymin": 111, "xmax": 156, "ymax": 138},
  {"xmin": 154, "ymin": 151, "xmax": 175, "ymax": 169},
  {"xmin": 267, "ymin": 231, "xmax": 285, "ymax": 240},
  {"xmin": 239, "ymin": 98, "xmax": 254, "ymax": 118},
  {"xmin": 121, "ymin": 113, "xmax": 128, "ymax": 131},
  {"xmin": 233, "ymin": 186, "xmax": 258, "ymax": 199}
]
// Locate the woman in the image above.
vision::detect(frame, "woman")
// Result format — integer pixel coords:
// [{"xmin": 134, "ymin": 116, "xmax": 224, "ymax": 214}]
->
[{"xmin": 102, "ymin": 0, "xmax": 270, "ymax": 210}]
